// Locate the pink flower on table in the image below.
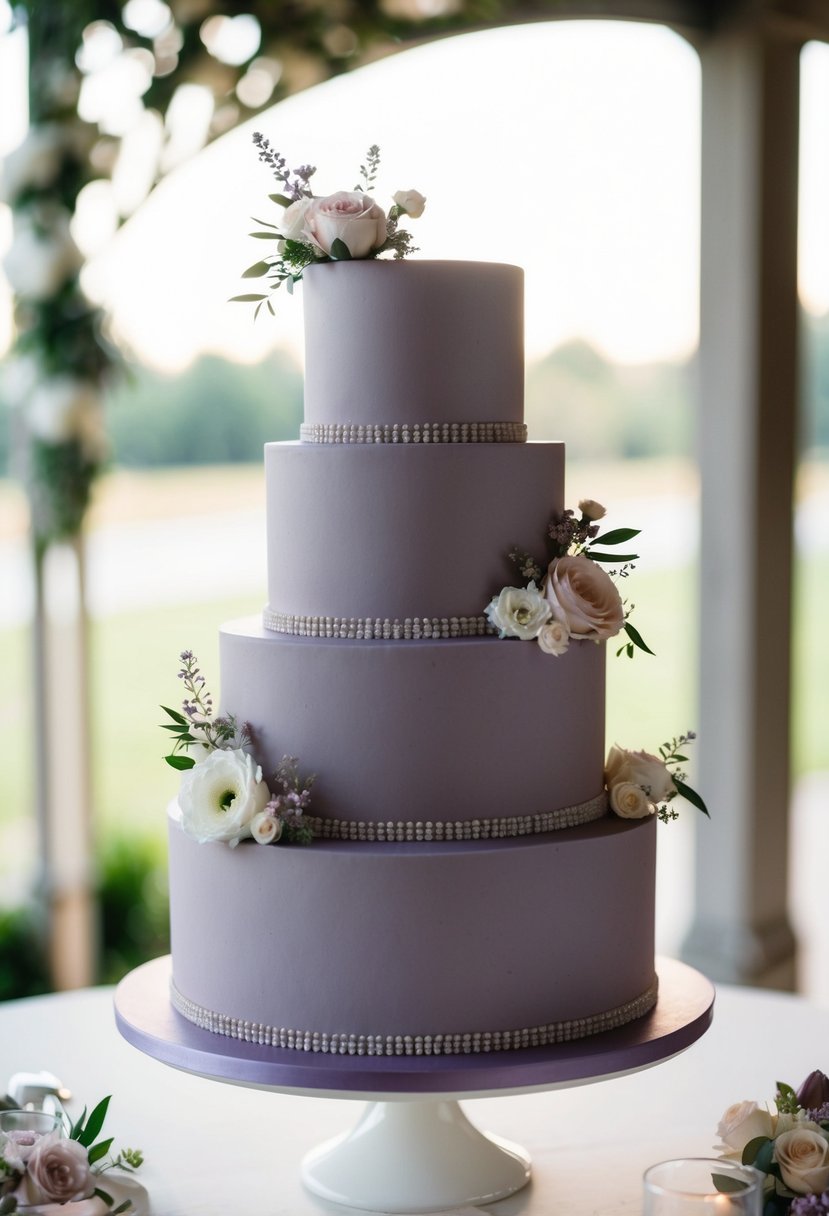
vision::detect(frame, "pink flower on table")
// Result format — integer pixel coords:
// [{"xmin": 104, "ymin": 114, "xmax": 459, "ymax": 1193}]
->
[
  {"xmin": 23, "ymin": 1131, "xmax": 93, "ymax": 1205},
  {"xmin": 302, "ymin": 191, "xmax": 387, "ymax": 258},
  {"xmin": 544, "ymin": 554, "xmax": 624, "ymax": 643}
]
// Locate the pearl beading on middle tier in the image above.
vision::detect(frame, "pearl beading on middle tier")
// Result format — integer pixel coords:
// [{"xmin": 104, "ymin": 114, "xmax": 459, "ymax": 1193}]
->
[
  {"xmin": 263, "ymin": 609, "xmax": 495, "ymax": 639},
  {"xmin": 299, "ymin": 421, "xmax": 527, "ymax": 444}
]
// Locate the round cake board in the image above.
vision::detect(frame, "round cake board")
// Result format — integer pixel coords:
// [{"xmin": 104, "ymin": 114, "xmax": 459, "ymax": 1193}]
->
[{"xmin": 114, "ymin": 955, "xmax": 713, "ymax": 1212}]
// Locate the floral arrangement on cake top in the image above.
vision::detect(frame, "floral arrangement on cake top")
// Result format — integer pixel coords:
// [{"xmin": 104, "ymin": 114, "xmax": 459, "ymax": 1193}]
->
[
  {"xmin": 487, "ymin": 499, "xmax": 651, "ymax": 658},
  {"xmin": 0, "ymin": 1096, "xmax": 143, "ymax": 1214},
  {"xmin": 232, "ymin": 137, "xmax": 425, "ymax": 318},
  {"xmin": 715, "ymin": 1071, "xmax": 829, "ymax": 1213},
  {"xmin": 604, "ymin": 734, "xmax": 709, "ymax": 823},
  {"xmin": 161, "ymin": 651, "xmax": 314, "ymax": 847}
]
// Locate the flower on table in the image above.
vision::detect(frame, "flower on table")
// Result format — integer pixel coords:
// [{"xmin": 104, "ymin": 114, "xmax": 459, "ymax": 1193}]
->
[{"xmin": 604, "ymin": 734, "xmax": 709, "ymax": 823}]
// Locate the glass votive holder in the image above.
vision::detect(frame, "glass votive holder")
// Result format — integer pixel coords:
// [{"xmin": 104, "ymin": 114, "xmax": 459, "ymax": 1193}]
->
[
  {"xmin": 0, "ymin": 1109, "xmax": 63, "ymax": 1141},
  {"xmin": 643, "ymin": 1158, "xmax": 763, "ymax": 1215}
]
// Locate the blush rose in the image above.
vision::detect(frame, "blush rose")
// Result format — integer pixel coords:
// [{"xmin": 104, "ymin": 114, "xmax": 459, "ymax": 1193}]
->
[
  {"xmin": 303, "ymin": 191, "xmax": 387, "ymax": 258},
  {"xmin": 774, "ymin": 1127, "xmax": 829, "ymax": 1194},
  {"xmin": 544, "ymin": 555, "xmax": 624, "ymax": 643},
  {"xmin": 23, "ymin": 1132, "xmax": 93, "ymax": 1205}
]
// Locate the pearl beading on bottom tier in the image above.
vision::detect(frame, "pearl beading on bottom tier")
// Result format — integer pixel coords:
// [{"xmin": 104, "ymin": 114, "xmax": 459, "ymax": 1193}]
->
[
  {"xmin": 305, "ymin": 792, "xmax": 608, "ymax": 841},
  {"xmin": 263, "ymin": 609, "xmax": 494, "ymax": 639},
  {"xmin": 170, "ymin": 976, "xmax": 659, "ymax": 1056}
]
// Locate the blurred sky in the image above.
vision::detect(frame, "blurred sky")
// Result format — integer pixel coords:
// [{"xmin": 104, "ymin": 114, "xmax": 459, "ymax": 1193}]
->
[{"xmin": 0, "ymin": 18, "xmax": 827, "ymax": 371}]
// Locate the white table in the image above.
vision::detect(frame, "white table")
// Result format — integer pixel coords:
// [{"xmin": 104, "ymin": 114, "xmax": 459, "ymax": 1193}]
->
[{"xmin": 1, "ymin": 978, "xmax": 826, "ymax": 1214}]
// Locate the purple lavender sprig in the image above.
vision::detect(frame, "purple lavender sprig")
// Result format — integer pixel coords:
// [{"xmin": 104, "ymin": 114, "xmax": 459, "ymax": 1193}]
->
[
  {"xmin": 161, "ymin": 651, "xmax": 249, "ymax": 770},
  {"xmin": 264, "ymin": 756, "xmax": 315, "ymax": 845},
  {"xmin": 791, "ymin": 1194, "xmax": 829, "ymax": 1216},
  {"xmin": 252, "ymin": 132, "xmax": 315, "ymax": 201}
]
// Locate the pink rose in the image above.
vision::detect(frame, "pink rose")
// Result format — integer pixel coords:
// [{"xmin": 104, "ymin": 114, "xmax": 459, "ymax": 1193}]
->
[
  {"xmin": 303, "ymin": 191, "xmax": 387, "ymax": 258},
  {"xmin": 24, "ymin": 1132, "xmax": 93, "ymax": 1205},
  {"xmin": 544, "ymin": 554, "xmax": 624, "ymax": 642}
]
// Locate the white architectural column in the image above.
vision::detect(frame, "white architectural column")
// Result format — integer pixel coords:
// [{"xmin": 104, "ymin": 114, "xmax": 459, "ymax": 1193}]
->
[{"xmin": 682, "ymin": 22, "xmax": 801, "ymax": 987}]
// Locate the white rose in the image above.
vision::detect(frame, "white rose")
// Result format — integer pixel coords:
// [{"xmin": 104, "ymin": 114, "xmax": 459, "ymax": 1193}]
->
[
  {"xmin": 303, "ymin": 190, "xmax": 387, "ymax": 258},
  {"xmin": 716, "ymin": 1101, "xmax": 775, "ymax": 1152},
  {"xmin": 23, "ymin": 1132, "xmax": 93, "ymax": 1205},
  {"xmin": 393, "ymin": 189, "xmax": 426, "ymax": 218},
  {"xmin": 485, "ymin": 582, "xmax": 551, "ymax": 640},
  {"xmin": 608, "ymin": 781, "xmax": 653, "ymax": 819},
  {"xmin": 251, "ymin": 810, "xmax": 283, "ymax": 845},
  {"xmin": 279, "ymin": 196, "xmax": 314, "ymax": 241},
  {"xmin": 578, "ymin": 498, "xmax": 606, "ymax": 521},
  {"xmin": 3, "ymin": 208, "xmax": 83, "ymax": 300},
  {"xmin": 544, "ymin": 555, "xmax": 624, "ymax": 643},
  {"xmin": 774, "ymin": 1127, "xmax": 829, "ymax": 1194},
  {"xmin": 537, "ymin": 619, "xmax": 570, "ymax": 656},
  {"xmin": 178, "ymin": 748, "xmax": 270, "ymax": 846},
  {"xmin": 605, "ymin": 744, "xmax": 676, "ymax": 804}
]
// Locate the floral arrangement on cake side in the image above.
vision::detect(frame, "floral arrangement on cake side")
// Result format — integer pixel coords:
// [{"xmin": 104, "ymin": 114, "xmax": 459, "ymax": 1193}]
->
[
  {"xmin": 161, "ymin": 651, "xmax": 314, "ymax": 848},
  {"xmin": 232, "ymin": 138, "xmax": 425, "ymax": 318},
  {"xmin": 0, "ymin": 1096, "xmax": 143, "ymax": 1215},
  {"xmin": 604, "ymin": 734, "xmax": 708, "ymax": 823},
  {"xmin": 715, "ymin": 1071, "xmax": 829, "ymax": 1214}
]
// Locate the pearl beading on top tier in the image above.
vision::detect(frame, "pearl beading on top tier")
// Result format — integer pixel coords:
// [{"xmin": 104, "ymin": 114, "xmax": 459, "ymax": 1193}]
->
[{"xmin": 299, "ymin": 421, "xmax": 527, "ymax": 444}]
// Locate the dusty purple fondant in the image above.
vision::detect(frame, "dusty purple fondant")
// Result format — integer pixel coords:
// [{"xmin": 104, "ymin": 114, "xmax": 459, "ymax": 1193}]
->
[
  {"xmin": 302, "ymin": 261, "xmax": 524, "ymax": 428},
  {"xmin": 168, "ymin": 810, "xmax": 656, "ymax": 1045},
  {"xmin": 219, "ymin": 620, "xmax": 606, "ymax": 826},
  {"xmin": 265, "ymin": 441, "xmax": 563, "ymax": 622}
]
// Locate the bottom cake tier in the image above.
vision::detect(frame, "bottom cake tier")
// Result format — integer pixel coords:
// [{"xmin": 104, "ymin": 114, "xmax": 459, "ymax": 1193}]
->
[{"xmin": 168, "ymin": 808, "xmax": 657, "ymax": 1057}]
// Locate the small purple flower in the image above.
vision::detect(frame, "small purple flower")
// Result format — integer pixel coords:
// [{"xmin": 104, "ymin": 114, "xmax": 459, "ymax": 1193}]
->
[
  {"xmin": 797, "ymin": 1072, "xmax": 829, "ymax": 1113},
  {"xmin": 790, "ymin": 1192, "xmax": 829, "ymax": 1215}
]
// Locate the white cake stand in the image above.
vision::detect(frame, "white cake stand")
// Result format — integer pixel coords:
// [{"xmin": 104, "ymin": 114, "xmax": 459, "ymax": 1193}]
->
[{"xmin": 115, "ymin": 955, "xmax": 714, "ymax": 1213}]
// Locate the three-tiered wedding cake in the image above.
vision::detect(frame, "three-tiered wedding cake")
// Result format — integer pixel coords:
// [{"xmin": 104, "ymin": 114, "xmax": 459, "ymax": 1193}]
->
[{"xmin": 167, "ymin": 259, "xmax": 658, "ymax": 1057}]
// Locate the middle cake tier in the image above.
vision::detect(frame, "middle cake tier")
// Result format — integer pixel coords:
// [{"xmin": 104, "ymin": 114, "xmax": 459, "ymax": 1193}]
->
[
  {"xmin": 220, "ymin": 620, "xmax": 606, "ymax": 831},
  {"xmin": 265, "ymin": 440, "xmax": 564, "ymax": 625}
]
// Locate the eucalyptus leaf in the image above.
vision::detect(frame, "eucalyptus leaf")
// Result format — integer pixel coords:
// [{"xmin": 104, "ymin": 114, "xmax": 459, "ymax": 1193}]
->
[
  {"xmin": 674, "ymin": 777, "xmax": 710, "ymax": 817},
  {"xmin": 712, "ymin": 1172, "xmax": 749, "ymax": 1193},
  {"xmin": 267, "ymin": 298, "xmax": 276, "ymax": 315},
  {"xmin": 585, "ymin": 551, "xmax": 639, "ymax": 563},
  {"xmin": 330, "ymin": 237, "xmax": 352, "ymax": 260},
  {"xmin": 165, "ymin": 754, "xmax": 195, "ymax": 771},
  {"xmin": 248, "ymin": 231, "xmax": 281, "ymax": 239},
  {"xmin": 623, "ymin": 620, "xmax": 655, "ymax": 655},
  {"xmin": 593, "ymin": 527, "xmax": 641, "ymax": 545},
  {"xmin": 229, "ymin": 294, "xmax": 267, "ymax": 302},
  {"xmin": 254, "ymin": 301, "xmax": 263, "ymax": 322},
  {"xmin": 252, "ymin": 216, "xmax": 280, "ymax": 227},
  {"xmin": 78, "ymin": 1096, "xmax": 110, "ymax": 1147},
  {"xmin": 268, "ymin": 193, "xmax": 293, "ymax": 206},
  {"xmin": 242, "ymin": 260, "xmax": 272, "ymax": 279},
  {"xmin": 88, "ymin": 1137, "xmax": 114, "ymax": 1165}
]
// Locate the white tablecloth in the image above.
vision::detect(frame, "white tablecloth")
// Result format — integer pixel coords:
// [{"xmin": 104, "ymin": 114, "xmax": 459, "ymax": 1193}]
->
[{"xmin": 0, "ymin": 978, "xmax": 826, "ymax": 1214}]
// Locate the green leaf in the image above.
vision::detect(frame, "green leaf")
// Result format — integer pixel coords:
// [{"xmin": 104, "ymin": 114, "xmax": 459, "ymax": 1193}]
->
[
  {"xmin": 78, "ymin": 1096, "xmax": 110, "ymax": 1148},
  {"xmin": 586, "ymin": 550, "xmax": 639, "ymax": 563},
  {"xmin": 674, "ymin": 777, "xmax": 710, "ymax": 817},
  {"xmin": 242, "ymin": 260, "xmax": 272, "ymax": 279},
  {"xmin": 161, "ymin": 705, "xmax": 187, "ymax": 725},
  {"xmin": 268, "ymin": 193, "xmax": 292, "ymax": 207},
  {"xmin": 229, "ymin": 294, "xmax": 268, "ymax": 302},
  {"xmin": 94, "ymin": 1188, "xmax": 114, "ymax": 1207},
  {"xmin": 623, "ymin": 620, "xmax": 655, "ymax": 655},
  {"xmin": 111, "ymin": 1202, "xmax": 133, "ymax": 1215},
  {"xmin": 70, "ymin": 1106, "xmax": 87, "ymax": 1140},
  {"xmin": 712, "ymin": 1172, "xmax": 749, "ymax": 1193},
  {"xmin": 593, "ymin": 527, "xmax": 641, "ymax": 545},
  {"xmin": 742, "ymin": 1136, "xmax": 773, "ymax": 1171},
  {"xmin": 330, "ymin": 237, "xmax": 352, "ymax": 260},
  {"xmin": 165, "ymin": 754, "xmax": 195, "ymax": 770},
  {"xmin": 248, "ymin": 231, "xmax": 281, "ymax": 239},
  {"xmin": 88, "ymin": 1137, "xmax": 114, "ymax": 1165},
  {"xmin": 252, "ymin": 215, "xmax": 281, "ymax": 227}
]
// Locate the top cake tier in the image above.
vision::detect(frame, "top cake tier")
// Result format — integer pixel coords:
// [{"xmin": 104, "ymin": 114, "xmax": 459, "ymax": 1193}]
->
[{"xmin": 302, "ymin": 260, "xmax": 524, "ymax": 431}]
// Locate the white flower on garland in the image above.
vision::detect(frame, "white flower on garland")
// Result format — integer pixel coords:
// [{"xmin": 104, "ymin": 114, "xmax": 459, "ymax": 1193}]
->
[
  {"xmin": 485, "ymin": 581, "xmax": 551, "ymax": 640},
  {"xmin": 178, "ymin": 748, "xmax": 270, "ymax": 846},
  {"xmin": 3, "ymin": 206, "xmax": 83, "ymax": 300}
]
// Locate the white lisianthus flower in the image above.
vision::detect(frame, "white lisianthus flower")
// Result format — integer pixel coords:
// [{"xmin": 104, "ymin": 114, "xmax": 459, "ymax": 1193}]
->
[
  {"xmin": 3, "ymin": 208, "xmax": 83, "ymax": 300},
  {"xmin": 279, "ymin": 196, "xmax": 314, "ymax": 241},
  {"xmin": 716, "ymin": 1101, "xmax": 775, "ymax": 1153},
  {"xmin": 251, "ymin": 810, "xmax": 283, "ymax": 845},
  {"xmin": 545, "ymin": 555, "xmax": 625, "ymax": 643},
  {"xmin": 537, "ymin": 619, "xmax": 570, "ymax": 656},
  {"xmin": 486, "ymin": 582, "xmax": 551, "ymax": 640},
  {"xmin": 303, "ymin": 191, "xmax": 387, "ymax": 258},
  {"xmin": 774, "ymin": 1127, "xmax": 829, "ymax": 1194},
  {"xmin": 393, "ymin": 189, "xmax": 426, "ymax": 218},
  {"xmin": 578, "ymin": 498, "xmax": 606, "ymax": 521},
  {"xmin": 605, "ymin": 744, "xmax": 676, "ymax": 804},
  {"xmin": 608, "ymin": 781, "xmax": 653, "ymax": 819},
  {"xmin": 178, "ymin": 748, "xmax": 270, "ymax": 846}
]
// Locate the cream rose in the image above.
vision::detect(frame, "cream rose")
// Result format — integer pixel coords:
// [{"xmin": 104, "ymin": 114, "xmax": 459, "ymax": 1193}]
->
[
  {"xmin": 178, "ymin": 747, "xmax": 270, "ymax": 846},
  {"xmin": 251, "ymin": 810, "xmax": 283, "ymax": 845},
  {"xmin": 303, "ymin": 191, "xmax": 387, "ymax": 258},
  {"xmin": 774, "ymin": 1127, "xmax": 829, "ymax": 1194},
  {"xmin": 605, "ymin": 744, "xmax": 676, "ymax": 804},
  {"xmin": 393, "ymin": 189, "xmax": 426, "ymax": 218},
  {"xmin": 578, "ymin": 498, "xmax": 606, "ymax": 521},
  {"xmin": 24, "ymin": 1132, "xmax": 93, "ymax": 1205},
  {"xmin": 279, "ymin": 196, "xmax": 314, "ymax": 241},
  {"xmin": 544, "ymin": 555, "xmax": 625, "ymax": 642},
  {"xmin": 608, "ymin": 781, "xmax": 653, "ymax": 819},
  {"xmin": 537, "ymin": 619, "xmax": 570, "ymax": 656},
  {"xmin": 486, "ymin": 582, "xmax": 551, "ymax": 640},
  {"xmin": 716, "ymin": 1101, "xmax": 775, "ymax": 1153}
]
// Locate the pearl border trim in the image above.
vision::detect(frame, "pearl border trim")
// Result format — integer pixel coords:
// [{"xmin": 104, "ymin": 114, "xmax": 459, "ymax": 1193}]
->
[
  {"xmin": 300, "ymin": 421, "xmax": 527, "ymax": 444},
  {"xmin": 303, "ymin": 792, "xmax": 608, "ymax": 842},
  {"xmin": 263, "ymin": 608, "xmax": 494, "ymax": 640},
  {"xmin": 170, "ymin": 976, "xmax": 659, "ymax": 1056}
]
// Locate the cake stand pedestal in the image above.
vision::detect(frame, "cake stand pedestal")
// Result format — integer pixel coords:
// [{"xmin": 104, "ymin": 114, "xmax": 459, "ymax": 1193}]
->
[{"xmin": 115, "ymin": 955, "xmax": 713, "ymax": 1213}]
